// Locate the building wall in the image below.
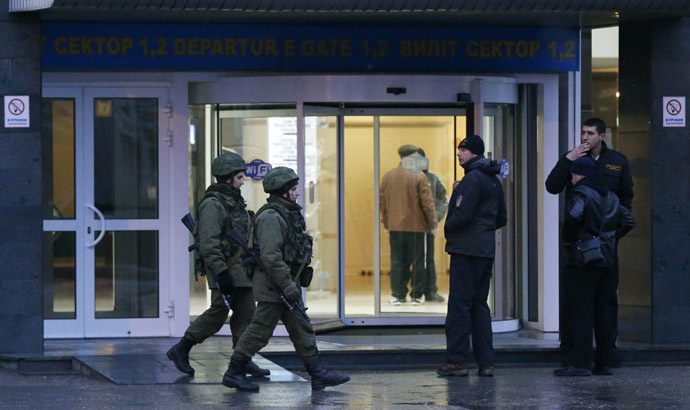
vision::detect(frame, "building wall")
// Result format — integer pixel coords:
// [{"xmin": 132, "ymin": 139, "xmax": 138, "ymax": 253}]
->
[
  {"xmin": 619, "ymin": 17, "xmax": 690, "ymax": 343},
  {"xmin": 648, "ymin": 18, "xmax": 690, "ymax": 343},
  {"xmin": 0, "ymin": 10, "xmax": 43, "ymax": 353}
]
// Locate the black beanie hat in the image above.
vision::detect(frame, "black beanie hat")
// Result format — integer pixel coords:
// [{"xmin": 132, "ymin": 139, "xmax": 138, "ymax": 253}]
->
[
  {"xmin": 458, "ymin": 135, "xmax": 485, "ymax": 156},
  {"xmin": 570, "ymin": 156, "xmax": 598, "ymax": 177}
]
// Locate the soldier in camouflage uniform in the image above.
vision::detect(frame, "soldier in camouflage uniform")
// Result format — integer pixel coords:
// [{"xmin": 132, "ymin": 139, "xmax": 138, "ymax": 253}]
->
[
  {"xmin": 222, "ymin": 167, "xmax": 350, "ymax": 392},
  {"xmin": 167, "ymin": 152, "xmax": 269, "ymax": 378}
]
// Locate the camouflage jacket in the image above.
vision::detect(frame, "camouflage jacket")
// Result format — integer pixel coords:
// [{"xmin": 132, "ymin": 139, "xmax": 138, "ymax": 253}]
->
[
  {"xmin": 252, "ymin": 195, "xmax": 312, "ymax": 302},
  {"xmin": 197, "ymin": 183, "xmax": 253, "ymax": 289}
]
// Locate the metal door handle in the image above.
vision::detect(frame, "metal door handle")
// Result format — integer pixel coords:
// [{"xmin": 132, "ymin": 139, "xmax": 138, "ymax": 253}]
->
[{"xmin": 86, "ymin": 204, "xmax": 106, "ymax": 248}]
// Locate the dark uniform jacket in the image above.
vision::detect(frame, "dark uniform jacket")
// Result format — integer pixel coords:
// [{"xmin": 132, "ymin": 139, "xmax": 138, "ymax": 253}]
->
[
  {"xmin": 562, "ymin": 175, "xmax": 635, "ymax": 268},
  {"xmin": 545, "ymin": 141, "xmax": 633, "ymax": 210},
  {"xmin": 197, "ymin": 183, "xmax": 253, "ymax": 288},
  {"xmin": 444, "ymin": 156, "xmax": 507, "ymax": 258}
]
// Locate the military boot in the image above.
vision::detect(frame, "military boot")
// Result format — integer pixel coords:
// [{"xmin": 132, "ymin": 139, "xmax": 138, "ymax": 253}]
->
[
  {"xmin": 166, "ymin": 337, "xmax": 195, "ymax": 375},
  {"xmin": 245, "ymin": 360, "xmax": 271, "ymax": 377},
  {"xmin": 222, "ymin": 355, "xmax": 260, "ymax": 392},
  {"xmin": 303, "ymin": 356, "xmax": 350, "ymax": 390}
]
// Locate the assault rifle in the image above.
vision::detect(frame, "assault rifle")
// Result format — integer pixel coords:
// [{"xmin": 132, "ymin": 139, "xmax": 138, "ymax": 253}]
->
[
  {"xmin": 228, "ymin": 227, "xmax": 310, "ymax": 322},
  {"xmin": 181, "ymin": 213, "xmax": 232, "ymax": 309}
]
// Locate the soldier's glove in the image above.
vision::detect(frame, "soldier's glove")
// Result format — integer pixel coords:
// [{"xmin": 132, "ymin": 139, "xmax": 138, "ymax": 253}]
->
[
  {"xmin": 216, "ymin": 269, "xmax": 234, "ymax": 296},
  {"xmin": 282, "ymin": 281, "xmax": 302, "ymax": 304}
]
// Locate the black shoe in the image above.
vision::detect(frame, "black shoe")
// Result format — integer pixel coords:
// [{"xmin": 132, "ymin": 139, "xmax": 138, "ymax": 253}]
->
[
  {"xmin": 245, "ymin": 360, "xmax": 271, "ymax": 377},
  {"xmin": 222, "ymin": 356, "xmax": 259, "ymax": 392},
  {"xmin": 554, "ymin": 366, "xmax": 592, "ymax": 377},
  {"xmin": 304, "ymin": 357, "xmax": 350, "ymax": 390},
  {"xmin": 592, "ymin": 366, "xmax": 613, "ymax": 376},
  {"xmin": 477, "ymin": 366, "xmax": 494, "ymax": 377},
  {"xmin": 166, "ymin": 343, "xmax": 195, "ymax": 375},
  {"xmin": 437, "ymin": 363, "xmax": 469, "ymax": 377},
  {"xmin": 425, "ymin": 293, "xmax": 446, "ymax": 303}
]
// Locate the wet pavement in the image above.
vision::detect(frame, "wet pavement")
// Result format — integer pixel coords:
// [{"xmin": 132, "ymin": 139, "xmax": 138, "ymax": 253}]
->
[
  {"xmin": 2, "ymin": 364, "xmax": 690, "ymax": 409},
  {"xmin": 2, "ymin": 329, "xmax": 690, "ymax": 408}
]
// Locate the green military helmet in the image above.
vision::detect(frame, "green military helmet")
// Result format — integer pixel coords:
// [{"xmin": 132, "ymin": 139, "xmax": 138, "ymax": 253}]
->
[
  {"xmin": 211, "ymin": 152, "xmax": 247, "ymax": 177},
  {"xmin": 263, "ymin": 166, "xmax": 299, "ymax": 194}
]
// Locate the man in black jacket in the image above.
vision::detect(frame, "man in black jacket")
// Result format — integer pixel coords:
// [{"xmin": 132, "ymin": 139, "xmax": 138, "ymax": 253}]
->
[
  {"xmin": 554, "ymin": 157, "xmax": 634, "ymax": 376},
  {"xmin": 437, "ymin": 135, "xmax": 507, "ymax": 378},
  {"xmin": 546, "ymin": 117, "xmax": 633, "ymax": 366}
]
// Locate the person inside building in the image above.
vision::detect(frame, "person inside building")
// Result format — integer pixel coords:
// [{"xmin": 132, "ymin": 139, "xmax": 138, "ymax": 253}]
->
[
  {"xmin": 167, "ymin": 152, "xmax": 270, "ymax": 378},
  {"xmin": 437, "ymin": 135, "xmax": 506, "ymax": 378},
  {"xmin": 380, "ymin": 144, "xmax": 438, "ymax": 305},
  {"xmin": 554, "ymin": 156, "xmax": 634, "ymax": 376},
  {"xmin": 546, "ymin": 117, "xmax": 634, "ymax": 367},
  {"xmin": 222, "ymin": 166, "xmax": 350, "ymax": 392},
  {"xmin": 416, "ymin": 147, "xmax": 448, "ymax": 303}
]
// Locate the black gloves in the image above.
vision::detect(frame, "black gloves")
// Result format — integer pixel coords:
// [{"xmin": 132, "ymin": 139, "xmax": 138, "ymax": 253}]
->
[
  {"xmin": 282, "ymin": 281, "xmax": 301, "ymax": 304},
  {"xmin": 216, "ymin": 269, "xmax": 234, "ymax": 295}
]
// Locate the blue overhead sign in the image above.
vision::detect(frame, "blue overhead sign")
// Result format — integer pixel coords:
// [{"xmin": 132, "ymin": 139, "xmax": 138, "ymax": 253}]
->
[{"xmin": 41, "ymin": 23, "xmax": 579, "ymax": 72}]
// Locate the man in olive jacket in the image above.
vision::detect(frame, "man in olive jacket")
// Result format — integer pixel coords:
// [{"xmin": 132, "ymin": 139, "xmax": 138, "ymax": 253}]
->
[
  {"xmin": 167, "ymin": 153, "xmax": 269, "ymax": 378},
  {"xmin": 222, "ymin": 167, "xmax": 349, "ymax": 392},
  {"xmin": 437, "ymin": 135, "xmax": 507, "ymax": 378}
]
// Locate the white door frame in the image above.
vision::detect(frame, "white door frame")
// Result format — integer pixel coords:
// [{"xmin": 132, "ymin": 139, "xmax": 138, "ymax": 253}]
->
[{"xmin": 43, "ymin": 83, "xmax": 176, "ymax": 338}]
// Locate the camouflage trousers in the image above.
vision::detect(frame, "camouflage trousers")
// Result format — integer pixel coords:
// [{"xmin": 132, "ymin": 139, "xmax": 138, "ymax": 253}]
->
[
  {"xmin": 233, "ymin": 301, "xmax": 318, "ymax": 362},
  {"xmin": 184, "ymin": 287, "xmax": 255, "ymax": 348}
]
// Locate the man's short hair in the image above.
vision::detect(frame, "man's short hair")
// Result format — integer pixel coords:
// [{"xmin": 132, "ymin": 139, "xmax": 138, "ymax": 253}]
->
[{"xmin": 583, "ymin": 117, "xmax": 606, "ymax": 135}]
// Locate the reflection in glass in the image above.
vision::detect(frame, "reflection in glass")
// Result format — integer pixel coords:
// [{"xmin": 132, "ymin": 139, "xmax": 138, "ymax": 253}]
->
[
  {"xmin": 42, "ymin": 99, "xmax": 75, "ymax": 219},
  {"xmin": 304, "ymin": 116, "xmax": 339, "ymax": 318},
  {"xmin": 43, "ymin": 231, "xmax": 76, "ymax": 319},
  {"xmin": 94, "ymin": 99, "xmax": 158, "ymax": 219},
  {"xmin": 94, "ymin": 231, "xmax": 159, "ymax": 319}
]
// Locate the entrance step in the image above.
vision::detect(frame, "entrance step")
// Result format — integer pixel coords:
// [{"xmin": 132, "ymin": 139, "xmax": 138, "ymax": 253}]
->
[{"xmin": 0, "ymin": 354, "xmax": 80, "ymax": 375}]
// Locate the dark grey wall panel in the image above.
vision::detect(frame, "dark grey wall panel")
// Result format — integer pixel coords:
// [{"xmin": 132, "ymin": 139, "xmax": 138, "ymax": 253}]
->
[
  {"xmin": 0, "ymin": 8, "xmax": 43, "ymax": 354},
  {"xmin": 649, "ymin": 18, "xmax": 690, "ymax": 343}
]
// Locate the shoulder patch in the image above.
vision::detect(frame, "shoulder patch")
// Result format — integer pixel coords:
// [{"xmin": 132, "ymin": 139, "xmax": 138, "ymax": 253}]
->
[{"xmin": 455, "ymin": 195, "xmax": 463, "ymax": 207}]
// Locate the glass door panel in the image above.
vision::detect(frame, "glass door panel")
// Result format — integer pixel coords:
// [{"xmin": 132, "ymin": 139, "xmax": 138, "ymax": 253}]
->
[
  {"xmin": 484, "ymin": 103, "xmax": 519, "ymax": 320},
  {"xmin": 94, "ymin": 230, "xmax": 159, "ymax": 319},
  {"xmin": 191, "ymin": 105, "xmax": 342, "ymax": 321},
  {"xmin": 378, "ymin": 116, "xmax": 456, "ymax": 315},
  {"xmin": 304, "ymin": 115, "xmax": 339, "ymax": 319},
  {"xmin": 343, "ymin": 116, "xmax": 376, "ymax": 317},
  {"xmin": 84, "ymin": 89, "xmax": 170, "ymax": 337},
  {"xmin": 43, "ymin": 91, "xmax": 84, "ymax": 337},
  {"xmin": 43, "ymin": 98, "xmax": 77, "ymax": 320},
  {"xmin": 93, "ymin": 98, "xmax": 159, "ymax": 219}
]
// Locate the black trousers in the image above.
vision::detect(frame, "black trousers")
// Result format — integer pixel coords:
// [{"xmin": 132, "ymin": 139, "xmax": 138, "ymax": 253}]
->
[
  {"xmin": 561, "ymin": 265, "xmax": 614, "ymax": 369},
  {"xmin": 560, "ymin": 254, "xmax": 621, "ymax": 365},
  {"xmin": 445, "ymin": 253, "xmax": 495, "ymax": 366},
  {"xmin": 425, "ymin": 233, "xmax": 438, "ymax": 297},
  {"xmin": 389, "ymin": 231, "xmax": 426, "ymax": 299}
]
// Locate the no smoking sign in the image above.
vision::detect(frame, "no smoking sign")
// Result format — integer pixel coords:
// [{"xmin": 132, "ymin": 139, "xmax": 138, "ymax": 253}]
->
[
  {"xmin": 4, "ymin": 95, "xmax": 30, "ymax": 128},
  {"xmin": 663, "ymin": 96, "xmax": 685, "ymax": 127}
]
